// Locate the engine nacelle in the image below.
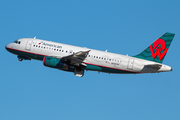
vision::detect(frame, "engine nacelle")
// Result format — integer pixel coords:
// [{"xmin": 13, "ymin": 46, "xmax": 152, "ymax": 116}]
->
[{"xmin": 43, "ymin": 56, "xmax": 69, "ymax": 70}]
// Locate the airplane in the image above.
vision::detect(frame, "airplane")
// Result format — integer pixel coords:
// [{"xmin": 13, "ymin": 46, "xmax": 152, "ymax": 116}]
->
[{"xmin": 5, "ymin": 32, "xmax": 175, "ymax": 77}]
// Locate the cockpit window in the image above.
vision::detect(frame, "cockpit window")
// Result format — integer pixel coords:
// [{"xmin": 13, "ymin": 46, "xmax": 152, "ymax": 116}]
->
[
  {"xmin": 13, "ymin": 40, "xmax": 21, "ymax": 44},
  {"xmin": 13, "ymin": 40, "xmax": 18, "ymax": 43}
]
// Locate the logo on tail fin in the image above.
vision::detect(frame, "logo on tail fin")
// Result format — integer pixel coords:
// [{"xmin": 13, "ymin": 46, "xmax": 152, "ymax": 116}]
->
[{"xmin": 149, "ymin": 39, "xmax": 168, "ymax": 61}]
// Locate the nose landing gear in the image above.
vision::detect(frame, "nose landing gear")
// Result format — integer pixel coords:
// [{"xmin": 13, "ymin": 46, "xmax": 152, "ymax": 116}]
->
[
  {"xmin": 18, "ymin": 58, "xmax": 23, "ymax": 61},
  {"xmin": 17, "ymin": 56, "xmax": 31, "ymax": 61}
]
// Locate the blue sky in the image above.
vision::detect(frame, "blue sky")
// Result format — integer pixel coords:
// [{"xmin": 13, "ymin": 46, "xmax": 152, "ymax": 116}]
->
[{"xmin": 1, "ymin": 0, "xmax": 180, "ymax": 120}]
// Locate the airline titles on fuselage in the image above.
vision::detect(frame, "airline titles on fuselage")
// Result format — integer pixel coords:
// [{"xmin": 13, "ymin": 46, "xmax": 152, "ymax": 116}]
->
[{"xmin": 39, "ymin": 41, "xmax": 62, "ymax": 48}]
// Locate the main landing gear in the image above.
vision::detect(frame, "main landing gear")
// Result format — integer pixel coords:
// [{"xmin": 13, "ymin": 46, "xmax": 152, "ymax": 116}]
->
[{"xmin": 74, "ymin": 66, "xmax": 84, "ymax": 77}]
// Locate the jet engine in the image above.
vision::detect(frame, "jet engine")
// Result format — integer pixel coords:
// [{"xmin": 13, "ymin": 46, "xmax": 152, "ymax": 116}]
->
[{"xmin": 43, "ymin": 56, "xmax": 70, "ymax": 71}]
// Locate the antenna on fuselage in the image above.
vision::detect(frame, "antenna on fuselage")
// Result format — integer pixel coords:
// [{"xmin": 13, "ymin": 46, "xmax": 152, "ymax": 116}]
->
[
  {"xmin": 105, "ymin": 49, "xmax": 108, "ymax": 52},
  {"xmin": 34, "ymin": 36, "xmax": 36, "ymax": 39}
]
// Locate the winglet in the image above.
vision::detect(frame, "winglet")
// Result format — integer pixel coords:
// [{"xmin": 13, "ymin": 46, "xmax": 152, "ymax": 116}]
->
[{"xmin": 86, "ymin": 50, "xmax": 91, "ymax": 55}]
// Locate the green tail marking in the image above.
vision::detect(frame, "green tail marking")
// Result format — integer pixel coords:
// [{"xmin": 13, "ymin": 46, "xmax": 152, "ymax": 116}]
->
[{"xmin": 133, "ymin": 32, "xmax": 175, "ymax": 63}]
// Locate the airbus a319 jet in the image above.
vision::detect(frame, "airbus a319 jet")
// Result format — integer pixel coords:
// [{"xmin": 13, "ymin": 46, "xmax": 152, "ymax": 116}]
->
[{"xmin": 5, "ymin": 32, "xmax": 175, "ymax": 77}]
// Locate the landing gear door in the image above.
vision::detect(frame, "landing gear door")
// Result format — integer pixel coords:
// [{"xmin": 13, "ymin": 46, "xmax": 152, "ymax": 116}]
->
[
  {"xmin": 127, "ymin": 59, "xmax": 134, "ymax": 70},
  {"xmin": 25, "ymin": 40, "xmax": 33, "ymax": 51}
]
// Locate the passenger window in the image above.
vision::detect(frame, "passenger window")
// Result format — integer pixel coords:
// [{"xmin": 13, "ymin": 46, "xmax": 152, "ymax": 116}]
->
[{"xmin": 109, "ymin": 59, "xmax": 111, "ymax": 61}]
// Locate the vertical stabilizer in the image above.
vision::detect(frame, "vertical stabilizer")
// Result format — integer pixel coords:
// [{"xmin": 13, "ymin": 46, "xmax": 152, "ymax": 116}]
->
[{"xmin": 133, "ymin": 32, "xmax": 175, "ymax": 63}]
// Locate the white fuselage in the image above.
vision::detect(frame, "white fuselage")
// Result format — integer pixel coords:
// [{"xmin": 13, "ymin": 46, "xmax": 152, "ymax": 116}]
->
[{"xmin": 6, "ymin": 38, "xmax": 172, "ymax": 74}]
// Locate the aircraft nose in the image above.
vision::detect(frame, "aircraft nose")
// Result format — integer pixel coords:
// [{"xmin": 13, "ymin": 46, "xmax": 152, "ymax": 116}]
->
[
  {"xmin": 5, "ymin": 44, "xmax": 10, "ymax": 49},
  {"xmin": 5, "ymin": 44, "xmax": 8, "ymax": 50},
  {"xmin": 5, "ymin": 44, "xmax": 8, "ymax": 49},
  {"xmin": 5, "ymin": 43, "xmax": 12, "ymax": 52}
]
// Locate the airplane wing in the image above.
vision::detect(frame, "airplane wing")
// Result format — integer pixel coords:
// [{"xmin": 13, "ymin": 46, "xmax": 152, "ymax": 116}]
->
[{"xmin": 62, "ymin": 50, "xmax": 91, "ymax": 66}]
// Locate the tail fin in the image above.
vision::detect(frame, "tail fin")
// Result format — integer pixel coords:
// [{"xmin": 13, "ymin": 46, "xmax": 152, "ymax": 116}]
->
[{"xmin": 133, "ymin": 32, "xmax": 175, "ymax": 63}]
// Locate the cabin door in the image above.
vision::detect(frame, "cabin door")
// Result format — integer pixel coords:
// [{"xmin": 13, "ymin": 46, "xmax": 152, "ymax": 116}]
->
[
  {"xmin": 25, "ymin": 40, "xmax": 33, "ymax": 51},
  {"xmin": 127, "ymin": 59, "xmax": 134, "ymax": 70}
]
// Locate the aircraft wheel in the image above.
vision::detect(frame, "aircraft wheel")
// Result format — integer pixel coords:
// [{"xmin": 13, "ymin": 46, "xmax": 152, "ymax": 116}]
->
[{"xmin": 18, "ymin": 58, "xmax": 23, "ymax": 61}]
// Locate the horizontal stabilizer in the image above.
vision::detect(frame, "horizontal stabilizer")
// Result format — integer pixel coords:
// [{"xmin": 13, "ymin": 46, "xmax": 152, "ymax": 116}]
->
[{"xmin": 144, "ymin": 64, "xmax": 162, "ymax": 69}]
